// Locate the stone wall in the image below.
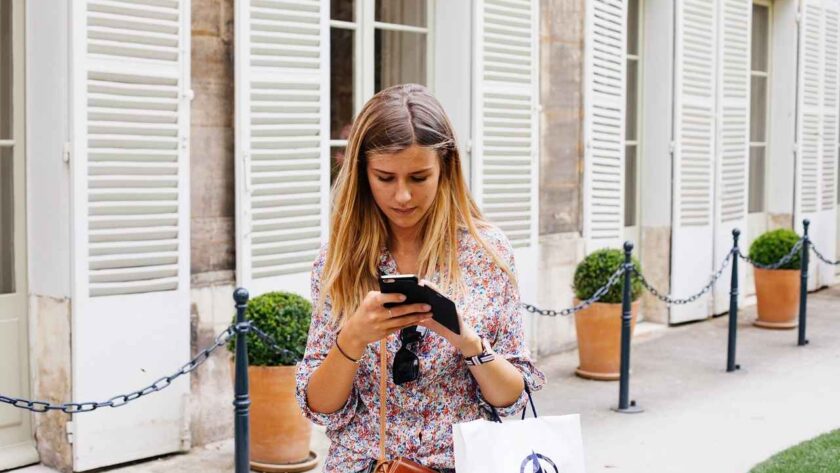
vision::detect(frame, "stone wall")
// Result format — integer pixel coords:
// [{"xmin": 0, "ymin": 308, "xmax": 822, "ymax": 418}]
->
[
  {"xmin": 533, "ymin": 0, "xmax": 587, "ymax": 356},
  {"xmin": 539, "ymin": 0, "xmax": 585, "ymax": 236},
  {"xmin": 189, "ymin": 0, "xmax": 237, "ymax": 447},
  {"xmin": 191, "ymin": 0, "xmax": 236, "ymax": 279},
  {"xmin": 189, "ymin": 284, "xmax": 237, "ymax": 446},
  {"xmin": 639, "ymin": 227, "xmax": 670, "ymax": 324},
  {"xmin": 31, "ymin": 295, "xmax": 72, "ymax": 473}
]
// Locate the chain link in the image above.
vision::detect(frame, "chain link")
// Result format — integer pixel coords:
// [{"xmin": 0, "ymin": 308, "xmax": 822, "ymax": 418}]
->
[
  {"xmin": 0, "ymin": 322, "xmax": 260, "ymax": 414},
  {"xmin": 521, "ymin": 266, "xmax": 627, "ymax": 317},
  {"xmin": 738, "ymin": 238, "xmax": 804, "ymax": 270},
  {"xmin": 810, "ymin": 243, "xmax": 840, "ymax": 265},
  {"xmin": 634, "ymin": 250, "xmax": 733, "ymax": 305}
]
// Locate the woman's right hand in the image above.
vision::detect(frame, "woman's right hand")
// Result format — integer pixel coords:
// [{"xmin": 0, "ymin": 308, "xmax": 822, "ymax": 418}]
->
[{"xmin": 339, "ymin": 291, "xmax": 432, "ymax": 355}]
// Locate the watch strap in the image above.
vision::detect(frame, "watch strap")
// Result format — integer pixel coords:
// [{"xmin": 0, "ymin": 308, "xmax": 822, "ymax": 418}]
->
[{"xmin": 464, "ymin": 338, "xmax": 495, "ymax": 366}]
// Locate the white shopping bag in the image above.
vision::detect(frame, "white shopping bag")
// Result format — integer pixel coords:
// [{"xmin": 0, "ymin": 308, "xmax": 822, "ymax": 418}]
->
[{"xmin": 453, "ymin": 414, "xmax": 585, "ymax": 473}]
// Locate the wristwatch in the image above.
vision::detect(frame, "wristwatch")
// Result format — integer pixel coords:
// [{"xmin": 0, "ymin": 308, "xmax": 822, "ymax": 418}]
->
[{"xmin": 463, "ymin": 337, "xmax": 495, "ymax": 366}]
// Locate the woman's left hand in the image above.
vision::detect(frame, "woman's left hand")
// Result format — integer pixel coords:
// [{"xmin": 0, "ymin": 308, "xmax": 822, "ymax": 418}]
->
[{"xmin": 417, "ymin": 279, "xmax": 484, "ymax": 357}]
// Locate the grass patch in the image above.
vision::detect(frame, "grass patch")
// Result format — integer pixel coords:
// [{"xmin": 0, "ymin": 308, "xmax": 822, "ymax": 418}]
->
[{"xmin": 750, "ymin": 429, "xmax": 840, "ymax": 473}]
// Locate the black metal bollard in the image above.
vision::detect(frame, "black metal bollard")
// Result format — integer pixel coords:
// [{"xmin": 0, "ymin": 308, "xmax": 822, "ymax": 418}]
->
[
  {"xmin": 613, "ymin": 242, "xmax": 642, "ymax": 413},
  {"xmin": 727, "ymin": 229, "xmax": 741, "ymax": 372},
  {"xmin": 798, "ymin": 220, "xmax": 810, "ymax": 346},
  {"xmin": 233, "ymin": 288, "xmax": 251, "ymax": 473}
]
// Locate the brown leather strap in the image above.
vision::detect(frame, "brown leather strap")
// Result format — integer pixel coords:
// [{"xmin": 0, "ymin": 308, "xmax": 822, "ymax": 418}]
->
[
  {"xmin": 374, "ymin": 337, "xmax": 438, "ymax": 473},
  {"xmin": 379, "ymin": 338, "xmax": 388, "ymax": 466}
]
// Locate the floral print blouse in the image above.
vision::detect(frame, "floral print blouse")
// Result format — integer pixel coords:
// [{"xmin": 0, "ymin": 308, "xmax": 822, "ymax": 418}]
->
[{"xmin": 295, "ymin": 226, "xmax": 547, "ymax": 472}]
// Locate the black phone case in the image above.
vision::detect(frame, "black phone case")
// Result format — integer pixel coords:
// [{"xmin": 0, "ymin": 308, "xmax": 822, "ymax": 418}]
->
[{"xmin": 379, "ymin": 276, "xmax": 460, "ymax": 335}]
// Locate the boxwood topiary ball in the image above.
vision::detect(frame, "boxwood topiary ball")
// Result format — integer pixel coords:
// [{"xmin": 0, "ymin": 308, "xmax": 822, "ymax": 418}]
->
[
  {"xmin": 228, "ymin": 291, "xmax": 312, "ymax": 366},
  {"xmin": 573, "ymin": 248, "xmax": 643, "ymax": 304},
  {"xmin": 748, "ymin": 228, "xmax": 802, "ymax": 270}
]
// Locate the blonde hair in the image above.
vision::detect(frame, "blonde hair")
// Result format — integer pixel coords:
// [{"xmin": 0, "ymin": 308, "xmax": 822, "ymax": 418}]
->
[{"xmin": 321, "ymin": 84, "xmax": 513, "ymax": 326}]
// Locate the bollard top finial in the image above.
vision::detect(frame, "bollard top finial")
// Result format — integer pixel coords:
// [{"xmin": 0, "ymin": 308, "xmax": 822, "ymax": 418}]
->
[
  {"xmin": 732, "ymin": 228, "xmax": 741, "ymax": 237},
  {"xmin": 233, "ymin": 287, "xmax": 250, "ymax": 304},
  {"xmin": 803, "ymin": 218, "xmax": 810, "ymax": 228},
  {"xmin": 623, "ymin": 241, "xmax": 634, "ymax": 252}
]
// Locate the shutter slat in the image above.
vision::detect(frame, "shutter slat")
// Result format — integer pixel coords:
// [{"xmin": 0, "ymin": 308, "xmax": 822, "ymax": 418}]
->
[{"xmin": 89, "ymin": 226, "xmax": 178, "ymax": 242}]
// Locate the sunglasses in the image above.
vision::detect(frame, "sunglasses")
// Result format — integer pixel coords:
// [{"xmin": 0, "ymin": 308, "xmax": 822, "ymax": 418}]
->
[{"xmin": 392, "ymin": 326, "xmax": 424, "ymax": 385}]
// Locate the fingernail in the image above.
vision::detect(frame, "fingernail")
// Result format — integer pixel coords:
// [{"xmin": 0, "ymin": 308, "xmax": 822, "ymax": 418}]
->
[
  {"xmin": 422, "ymin": 304, "xmax": 431, "ymax": 311},
  {"xmin": 400, "ymin": 295, "xmax": 407, "ymax": 301}
]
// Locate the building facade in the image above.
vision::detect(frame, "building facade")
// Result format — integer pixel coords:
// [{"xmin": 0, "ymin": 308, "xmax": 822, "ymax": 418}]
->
[{"xmin": 1, "ymin": 0, "xmax": 838, "ymax": 471}]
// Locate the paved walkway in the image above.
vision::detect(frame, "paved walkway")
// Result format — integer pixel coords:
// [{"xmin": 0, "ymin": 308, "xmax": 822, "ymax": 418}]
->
[{"xmin": 16, "ymin": 287, "xmax": 840, "ymax": 473}]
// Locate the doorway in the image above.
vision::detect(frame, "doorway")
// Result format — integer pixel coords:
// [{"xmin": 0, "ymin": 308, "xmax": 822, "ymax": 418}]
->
[
  {"xmin": 0, "ymin": 0, "xmax": 37, "ymax": 469},
  {"xmin": 624, "ymin": 0, "xmax": 642, "ymax": 251},
  {"xmin": 746, "ymin": 0, "xmax": 772, "ymax": 296}
]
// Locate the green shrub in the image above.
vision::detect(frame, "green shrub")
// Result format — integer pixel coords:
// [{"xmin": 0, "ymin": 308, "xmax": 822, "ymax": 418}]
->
[
  {"xmin": 748, "ymin": 228, "xmax": 802, "ymax": 270},
  {"xmin": 227, "ymin": 291, "xmax": 312, "ymax": 366},
  {"xmin": 573, "ymin": 248, "xmax": 643, "ymax": 304}
]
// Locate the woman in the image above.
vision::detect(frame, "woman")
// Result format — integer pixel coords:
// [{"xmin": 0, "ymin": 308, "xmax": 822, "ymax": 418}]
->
[{"xmin": 295, "ymin": 84, "xmax": 546, "ymax": 473}]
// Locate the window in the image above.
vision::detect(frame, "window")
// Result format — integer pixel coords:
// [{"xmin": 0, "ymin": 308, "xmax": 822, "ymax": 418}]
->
[
  {"xmin": 0, "ymin": 0, "xmax": 15, "ymax": 294},
  {"xmin": 624, "ymin": 0, "xmax": 641, "ymax": 227},
  {"xmin": 329, "ymin": 0, "xmax": 431, "ymax": 182},
  {"xmin": 749, "ymin": 1, "xmax": 771, "ymax": 213}
]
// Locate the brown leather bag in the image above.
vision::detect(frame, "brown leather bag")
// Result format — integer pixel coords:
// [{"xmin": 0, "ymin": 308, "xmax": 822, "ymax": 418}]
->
[
  {"xmin": 374, "ymin": 457, "xmax": 438, "ymax": 473},
  {"xmin": 372, "ymin": 339, "xmax": 440, "ymax": 473}
]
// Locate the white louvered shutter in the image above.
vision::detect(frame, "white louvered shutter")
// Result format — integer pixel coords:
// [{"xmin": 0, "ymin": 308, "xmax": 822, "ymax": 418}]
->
[
  {"xmin": 235, "ymin": 0, "xmax": 329, "ymax": 298},
  {"xmin": 795, "ymin": 0, "xmax": 822, "ymax": 285},
  {"xmin": 819, "ymin": 1, "xmax": 839, "ymax": 286},
  {"xmin": 795, "ymin": 0, "xmax": 839, "ymax": 288},
  {"xmin": 473, "ymin": 0, "xmax": 539, "ymax": 249},
  {"xmin": 71, "ymin": 0, "xmax": 191, "ymax": 469},
  {"xmin": 712, "ymin": 0, "xmax": 751, "ymax": 314},
  {"xmin": 670, "ymin": 0, "xmax": 718, "ymax": 324},
  {"xmin": 583, "ymin": 0, "xmax": 626, "ymax": 253},
  {"xmin": 472, "ymin": 0, "xmax": 539, "ymax": 307}
]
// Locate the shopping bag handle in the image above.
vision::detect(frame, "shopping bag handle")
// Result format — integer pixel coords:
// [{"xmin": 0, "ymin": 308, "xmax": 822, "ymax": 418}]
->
[{"xmin": 485, "ymin": 377, "xmax": 538, "ymax": 422}]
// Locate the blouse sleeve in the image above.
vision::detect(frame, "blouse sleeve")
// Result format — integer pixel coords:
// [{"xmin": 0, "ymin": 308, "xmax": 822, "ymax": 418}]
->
[
  {"xmin": 476, "ymin": 231, "xmax": 547, "ymax": 418},
  {"xmin": 294, "ymin": 246, "xmax": 359, "ymax": 430}
]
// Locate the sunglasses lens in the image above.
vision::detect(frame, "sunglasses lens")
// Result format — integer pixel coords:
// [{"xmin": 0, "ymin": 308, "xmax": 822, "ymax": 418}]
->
[
  {"xmin": 392, "ymin": 348, "xmax": 420, "ymax": 385},
  {"xmin": 400, "ymin": 326, "xmax": 422, "ymax": 343}
]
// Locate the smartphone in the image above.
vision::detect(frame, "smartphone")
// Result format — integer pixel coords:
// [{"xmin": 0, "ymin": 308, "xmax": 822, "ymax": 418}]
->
[{"xmin": 379, "ymin": 274, "xmax": 461, "ymax": 335}]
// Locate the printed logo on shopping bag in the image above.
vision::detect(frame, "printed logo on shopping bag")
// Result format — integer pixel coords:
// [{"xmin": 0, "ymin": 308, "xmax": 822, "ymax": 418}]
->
[{"xmin": 519, "ymin": 450, "xmax": 559, "ymax": 473}]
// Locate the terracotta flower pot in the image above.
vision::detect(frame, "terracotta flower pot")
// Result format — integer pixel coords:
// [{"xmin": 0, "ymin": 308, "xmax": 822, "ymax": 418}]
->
[
  {"xmin": 231, "ymin": 362, "xmax": 318, "ymax": 472},
  {"xmin": 573, "ymin": 300, "xmax": 640, "ymax": 381},
  {"xmin": 753, "ymin": 268, "xmax": 800, "ymax": 329}
]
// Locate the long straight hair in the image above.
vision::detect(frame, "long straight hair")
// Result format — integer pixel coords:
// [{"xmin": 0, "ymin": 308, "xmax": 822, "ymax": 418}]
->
[{"xmin": 321, "ymin": 84, "xmax": 513, "ymax": 326}]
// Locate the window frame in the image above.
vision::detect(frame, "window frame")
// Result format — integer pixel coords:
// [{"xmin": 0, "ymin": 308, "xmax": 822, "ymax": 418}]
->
[
  {"xmin": 0, "ymin": 0, "xmax": 25, "ymax": 297},
  {"xmin": 624, "ymin": 0, "xmax": 644, "ymax": 230},
  {"xmin": 749, "ymin": 0, "xmax": 773, "ymax": 214},
  {"xmin": 329, "ymin": 0, "xmax": 435, "ymax": 151}
]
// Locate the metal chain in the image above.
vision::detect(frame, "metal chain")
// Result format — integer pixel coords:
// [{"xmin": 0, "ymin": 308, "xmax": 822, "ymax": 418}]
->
[
  {"xmin": 6, "ymin": 237, "xmax": 814, "ymax": 414},
  {"xmin": 521, "ymin": 266, "xmax": 627, "ymax": 317},
  {"xmin": 248, "ymin": 325, "xmax": 303, "ymax": 364},
  {"xmin": 0, "ymin": 322, "xmax": 255, "ymax": 414},
  {"xmin": 738, "ymin": 238, "xmax": 803, "ymax": 270},
  {"xmin": 634, "ymin": 250, "xmax": 733, "ymax": 305},
  {"xmin": 810, "ymin": 244, "xmax": 840, "ymax": 265}
]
